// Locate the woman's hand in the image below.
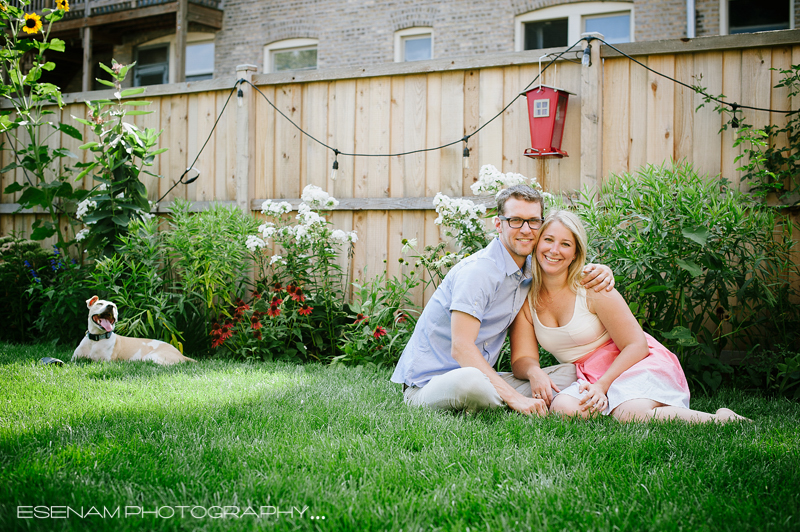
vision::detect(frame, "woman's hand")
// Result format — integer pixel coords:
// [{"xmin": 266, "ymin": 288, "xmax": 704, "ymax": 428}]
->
[
  {"xmin": 528, "ymin": 366, "xmax": 560, "ymax": 407},
  {"xmin": 578, "ymin": 380, "xmax": 608, "ymax": 414}
]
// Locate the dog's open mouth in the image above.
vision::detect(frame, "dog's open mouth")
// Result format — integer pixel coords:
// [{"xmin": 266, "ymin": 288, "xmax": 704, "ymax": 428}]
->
[{"xmin": 92, "ymin": 308, "xmax": 116, "ymax": 333}]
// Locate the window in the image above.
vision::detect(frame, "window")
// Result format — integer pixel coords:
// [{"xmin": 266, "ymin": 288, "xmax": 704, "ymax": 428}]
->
[
  {"xmin": 263, "ymin": 39, "xmax": 318, "ymax": 73},
  {"xmin": 134, "ymin": 45, "xmax": 169, "ymax": 87},
  {"xmin": 533, "ymin": 99, "xmax": 550, "ymax": 118},
  {"xmin": 727, "ymin": 0, "xmax": 792, "ymax": 34},
  {"xmin": 186, "ymin": 42, "xmax": 215, "ymax": 82},
  {"xmin": 134, "ymin": 33, "xmax": 216, "ymax": 86},
  {"xmin": 515, "ymin": 2, "xmax": 633, "ymax": 51},
  {"xmin": 525, "ymin": 19, "xmax": 568, "ymax": 49},
  {"xmin": 394, "ymin": 27, "xmax": 433, "ymax": 62}
]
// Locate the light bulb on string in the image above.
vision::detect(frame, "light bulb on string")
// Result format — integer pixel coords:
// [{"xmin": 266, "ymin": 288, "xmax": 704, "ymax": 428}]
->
[
  {"xmin": 331, "ymin": 149, "xmax": 340, "ymax": 180},
  {"xmin": 237, "ymin": 87, "xmax": 244, "ymax": 108},
  {"xmin": 582, "ymin": 44, "xmax": 592, "ymax": 67},
  {"xmin": 462, "ymin": 136, "xmax": 470, "ymax": 169}
]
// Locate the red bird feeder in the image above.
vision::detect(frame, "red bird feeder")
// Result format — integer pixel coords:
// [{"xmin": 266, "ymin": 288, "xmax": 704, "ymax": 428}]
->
[{"xmin": 523, "ymin": 85, "xmax": 574, "ymax": 159}]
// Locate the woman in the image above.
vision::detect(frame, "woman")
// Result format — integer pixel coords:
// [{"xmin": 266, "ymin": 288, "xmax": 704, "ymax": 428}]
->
[{"xmin": 509, "ymin": 210, "xmax": 748, "ymax": 423}]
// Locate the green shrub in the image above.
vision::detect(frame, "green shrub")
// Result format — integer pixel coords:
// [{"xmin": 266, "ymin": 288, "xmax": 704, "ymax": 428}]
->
[
  {"xmin": 576, "ymin": 161, "xmax": 799, "ymax": 393},
  {"xmin": 0, "ymin": 235, "xmax": 53, "ymax": 343}
]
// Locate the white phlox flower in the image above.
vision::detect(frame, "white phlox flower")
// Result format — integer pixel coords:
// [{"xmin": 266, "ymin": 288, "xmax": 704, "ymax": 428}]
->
[
  {"xmin": 347, "ymin": 231, "xmax": 358, "ymax": 243},
  {"xmin": 297, "ymin": 203, "xmax": 326, "ymax": 226},
  {"xmin": 245, "ymin": 235, "xmax": 266, "ymax": 252},
  {"xmin": 330, "ymin": 229, "xmax": 348, "ymax": 243},
  {"xmin": 261, "ymin": 199, "xmax": 293, "ymax": 216},
  {"xmin": 269, "ymin": 254, "xmax": 286, "ymax": 265},
  {"xmin": 259, "ymin": 223, "xmax": 276, "ymax": 240},
  {"xmin": 301, "ymin": 185, "xmax": 339, "ymax": 209},
  {"xmin": 76, "ymin": 199, "xmax": 97, "ymax": 220},
  {"xmin": 75, "ymin": 229, "xmax": 90, "ymax": 242}
]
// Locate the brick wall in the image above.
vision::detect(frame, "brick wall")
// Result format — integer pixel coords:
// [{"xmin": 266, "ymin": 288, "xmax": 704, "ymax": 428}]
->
[{"xmin": 210, "ymin": 0, "xmax": 782, "ymax": 78}]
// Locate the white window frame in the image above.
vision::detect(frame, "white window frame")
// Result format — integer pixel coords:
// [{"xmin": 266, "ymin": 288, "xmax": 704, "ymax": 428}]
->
[
  {"xmin": 135, "ymin": 32, "xmax": 215, "ymax": 84},
  {"xmin": 719, "ymin": 0, "xmax": 794, "ymax": 35},
  {"xmin": 263, "ymin": 38, "xmax": 318, "ymax": 73},
  {"xmin": 515, "ymin": 2, "xmax": 634, "ymax": 51},
  {"xmin": 394, "ymin": 27, "xmax": 433, "ymax": 62}
]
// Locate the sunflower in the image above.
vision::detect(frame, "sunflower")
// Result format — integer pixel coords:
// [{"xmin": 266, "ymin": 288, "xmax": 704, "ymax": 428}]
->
[
  {"xmin": 55, "ymin": 0, "xmax": 69, "ymax": 12},
  {"xmin": 22, "ymin": 12, "xmax": 42, "ymax": 34}
]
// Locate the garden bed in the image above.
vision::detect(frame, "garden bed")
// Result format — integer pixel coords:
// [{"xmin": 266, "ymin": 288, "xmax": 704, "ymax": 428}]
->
[{"xmin": 1, "ymin": 343, "xmax": 798, "ymax": 531}]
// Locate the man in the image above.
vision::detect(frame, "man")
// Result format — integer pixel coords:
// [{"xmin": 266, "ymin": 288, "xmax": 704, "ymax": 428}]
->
[{"xmin": 391, "ymin": 185, "xmax": 614, "ymax": 414}]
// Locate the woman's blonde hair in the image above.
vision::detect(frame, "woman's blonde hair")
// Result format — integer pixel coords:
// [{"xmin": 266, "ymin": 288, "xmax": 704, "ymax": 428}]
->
[{"xmin": 529, "ymin": 210, "xmax": 589, "ymax": 308}]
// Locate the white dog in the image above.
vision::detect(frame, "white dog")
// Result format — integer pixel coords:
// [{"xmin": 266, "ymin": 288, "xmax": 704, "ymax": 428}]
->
[{"xmin": 72, "ymin": 296, "xmax": 195, "ymax": 365}]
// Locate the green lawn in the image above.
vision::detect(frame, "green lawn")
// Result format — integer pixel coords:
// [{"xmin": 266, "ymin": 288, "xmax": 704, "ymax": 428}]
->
[{"xmin": 0, "ymin": 343, "xmax": 798, "ymax": 532}]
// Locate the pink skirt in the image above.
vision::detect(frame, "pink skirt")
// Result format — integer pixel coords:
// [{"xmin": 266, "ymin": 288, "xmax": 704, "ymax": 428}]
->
[{"xmin": 558, "ymin": 333, "xmax": 691, "ymax": 415}]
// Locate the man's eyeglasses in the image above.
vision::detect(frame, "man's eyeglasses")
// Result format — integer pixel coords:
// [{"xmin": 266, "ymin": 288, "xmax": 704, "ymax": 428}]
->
[{"xmin": 498, "ymin": 216, "xmax": 544, "ymax": 230}]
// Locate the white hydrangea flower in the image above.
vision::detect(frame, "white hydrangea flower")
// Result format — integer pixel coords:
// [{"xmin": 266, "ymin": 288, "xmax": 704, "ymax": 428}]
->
[
  {"xmin": 294, "ymin": 225, "xmax": 309, "ymax": 241},
  {"xmin": 347, "ymin": 231, "xmax": 358, "ymax": 243},
  {"xmin": 259, "ymin": 223, "xmax": 277, "ymax": 240},
  {"xmin": 245, "ymin": 235, "xmax": 266, "ymax": 252},
  {"xmin": 75, "ymin": 229, "xmax": 90, "ymax": 242}
]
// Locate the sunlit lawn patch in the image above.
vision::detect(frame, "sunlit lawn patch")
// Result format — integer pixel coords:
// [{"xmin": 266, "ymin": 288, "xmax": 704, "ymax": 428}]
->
[{"xmin": 0, "ymin": 343, "xmax": 798, "ymax": 531}]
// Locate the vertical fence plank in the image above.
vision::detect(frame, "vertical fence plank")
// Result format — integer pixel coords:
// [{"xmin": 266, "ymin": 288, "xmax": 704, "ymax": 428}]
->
[
  {"xmin": 478, "ymin": 68, "xmax": 504, "ymax": 171},
  {"xmin": 721, "ymin": 50, "xmax": 743, "ymax": 188},
  {"xmin": 304, "ymin": 82, "xmax": 329, "ymax": 191},
  {"xmin": 404, "ymin": 74, "xmax": 427, "ymax": 197},
  {"xmin": 602, "ymin": 58, "xmax": 631, "ymax": 179},
  {"xmin": 770, "ymin": 46, "xmax": 793, "ymax": 195},
  {"xmin": 425, "ymin": 72, "xmax": 442, "ymax": 197},
  {"xmin": 673, "ymin": 53, "xmax": 694, "ymax": 167},
  {"xmin": 440, "ymin": 71, "xmax": 464, "ymax": 197},
  {"xmin": 389, "ymin": 75, "xmax": 405, "ymax": 198},
  {"xmin": 328, "ymin": 79, "xmax": 356, "ymax": 200},
  {"xmin": 274, "ymin": 84, "xmax": 303, "ymax": 200},
  {"xmin": 646, "ymin": 54, "xmax": 676, "ymax": 165},
  {"xmin": 253, "ymin": 85, "xmax": 274, "ymax": 199},
  {"xmin": 502, "ymin": 65, "xmax": 522, "ymax": 175},
  {"xmin": 193, "ymin": 91, "xmax": 217, "ymax": 202},
  {"xmin": 556, "ymin": 61, "xmax": 583, "ymax": 192},
  {"xmin": 354, "ymin": 78, "xmax": 371, "ymax": 200},
  {"xmin": 160, "ymin": 94, "xmax": 188, "ymax": 202},
  {"xmin": 692, "ymin": 52, "xmax": 723, "ymax": 178},
  {"xmin": 628, "ymin": 55, "xmax": 648, "ymax": 172},
  {"xmin": 463, "ymin": 69, "xmax": 480, "ymax": 194}
]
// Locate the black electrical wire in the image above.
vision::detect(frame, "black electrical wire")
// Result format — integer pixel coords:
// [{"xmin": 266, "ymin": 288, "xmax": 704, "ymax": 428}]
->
[
  {"xmin": 240, "ymin": 37, "xmax": 587, "ymax": 160},
  {"xmin": 594, "ymin": 36, "xmax": 796, "ymax": 115},
  {"xmin": 156, "ymin": 82, "xmax": 238, "ymax": 204}
]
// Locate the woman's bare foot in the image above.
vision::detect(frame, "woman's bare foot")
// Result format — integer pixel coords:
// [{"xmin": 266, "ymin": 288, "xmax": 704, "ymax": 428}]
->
[{"xmin": 715, "ymin": 408, "xmax": 752, "ymax": 423}]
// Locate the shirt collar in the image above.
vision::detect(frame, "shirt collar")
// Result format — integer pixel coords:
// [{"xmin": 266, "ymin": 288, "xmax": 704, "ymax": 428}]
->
[{"xmin": 492, "ymin": 237, "xmax": 532, "ymax": 279}]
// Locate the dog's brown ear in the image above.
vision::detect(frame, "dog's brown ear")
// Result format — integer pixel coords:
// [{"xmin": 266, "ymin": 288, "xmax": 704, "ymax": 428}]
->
[{"xmin": 86, "ymin": 296, "xmax": 99, "ymax": 308}]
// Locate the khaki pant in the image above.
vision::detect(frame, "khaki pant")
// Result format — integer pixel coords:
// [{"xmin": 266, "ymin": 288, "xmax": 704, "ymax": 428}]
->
[{"xmin": 403, "ymin": 364, "xmax": 576, "ymax": 412}]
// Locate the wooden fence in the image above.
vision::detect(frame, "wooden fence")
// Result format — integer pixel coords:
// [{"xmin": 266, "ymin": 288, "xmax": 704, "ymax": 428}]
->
[{"xmin": 2, "ymin": 30, "xmax": 799, "ymax": 303}]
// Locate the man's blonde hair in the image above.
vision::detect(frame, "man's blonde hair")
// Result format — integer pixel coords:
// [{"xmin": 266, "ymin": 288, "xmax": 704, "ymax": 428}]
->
[{"xmin": 530, "ymin": 210, "xmax": 588, "ymax": 308}]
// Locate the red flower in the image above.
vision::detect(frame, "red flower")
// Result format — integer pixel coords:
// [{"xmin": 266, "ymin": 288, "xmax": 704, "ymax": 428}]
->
[
  {"xmin": 354, "ymin": 313, "xmax": 368, "ymax": 325},
  {"xmin": 395, "ymin": 313, "xmax": 407, "ymax": 324},
  {"xmin": 273, "ymin": 282, "xmax": 283, "ymax": 292},
  {"xmin": 267, "ymin": 306, "xmax": 281, "ymax": 318},
  {"xmin": 251, "ymin": 317, "xmax": 262, "ymax": 330},
  {"xmin": 252, "ymin": 291, "xmax": 262, "ymax": 300},
  {"xmin": 298, "ymin": 304, "xmax": 313, "ymax": 316},
  {"xmin": 287, "ymin": 284, "xmax": 306, "ymax": 302},
  {"xmin": 253, "ymin": 330, "xmax": 262, "ymax": 340},
  {"xmin": 271, "ymin": 296, "xmax": 283, "ymax": 306},
  {"xmin": 373, "ymin": 326, "xmax": 387, "ymax": 339}
]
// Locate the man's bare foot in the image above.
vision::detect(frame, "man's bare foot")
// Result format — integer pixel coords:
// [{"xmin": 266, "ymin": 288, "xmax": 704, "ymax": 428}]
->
[{"xmin": 715, "ymin": 408, "xmax": 752, "ymax": 423}]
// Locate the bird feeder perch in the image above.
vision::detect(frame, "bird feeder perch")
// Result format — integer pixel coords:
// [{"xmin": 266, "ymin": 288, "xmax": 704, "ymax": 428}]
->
[{"xmin": 523, "ymin": 85, "xmax": 574, "ymax": 159}]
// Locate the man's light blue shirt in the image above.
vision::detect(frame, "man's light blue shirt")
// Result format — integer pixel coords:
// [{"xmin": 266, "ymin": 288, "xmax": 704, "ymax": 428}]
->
[{"xmin": 391, "ymin": 236, "xmax": 533, "ymax": 388}]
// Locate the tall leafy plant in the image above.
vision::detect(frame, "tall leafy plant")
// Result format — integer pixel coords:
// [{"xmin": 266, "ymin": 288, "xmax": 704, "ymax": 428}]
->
[
  {"xmin": 577, "ymin": 161, "xmax": 799, "ymax": 392},
  {"xmin": 0, "ymin": 0, "xmax": 86, "ymax": 250},
  {"xmin": 71, "ymin": 60, "xmax": 166, "ymax": 256}
]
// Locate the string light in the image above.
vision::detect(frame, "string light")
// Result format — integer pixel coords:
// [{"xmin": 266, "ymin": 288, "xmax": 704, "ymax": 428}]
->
[
  {"xmin": 237, "ymin": 86, "xmax": 244, "ymax": 108},
  {"xmin": 462, "ymin": 136, "xmax": 470, "ymax": 169},
  {"xmin": 582, "ymin": 43, "xmax": 592, "ymax": 67},
  {"xmin": 730, "ymin": 103, "xmax": 740, "ymax": 129},
  {"xmin": 331, "ymin": 149, "xmax": 339, "ymax": 180}
]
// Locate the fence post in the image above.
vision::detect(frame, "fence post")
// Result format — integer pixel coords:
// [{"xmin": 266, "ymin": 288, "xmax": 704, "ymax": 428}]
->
[
  {"xmin": 580, "ymin": 32, "xmax": 604, "ymax": 193},
  {"xmin": 235, "ymin": 64, "xmax": 257, "ymax": 214}
]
